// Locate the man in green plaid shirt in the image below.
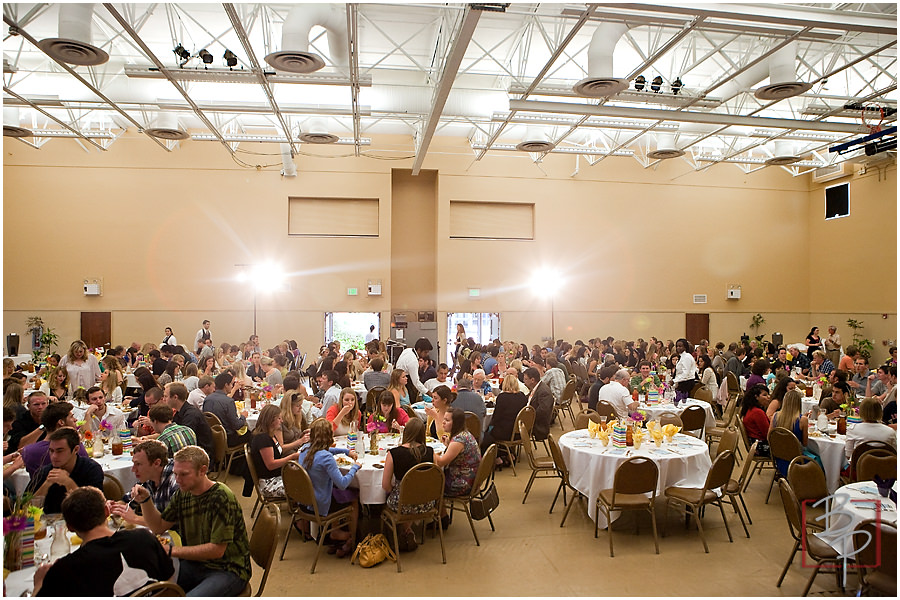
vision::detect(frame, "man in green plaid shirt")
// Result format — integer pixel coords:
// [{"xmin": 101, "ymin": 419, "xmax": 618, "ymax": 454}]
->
[{"xmin": 148, "ymin": 404, "xmax": 197, "ymax": 458}]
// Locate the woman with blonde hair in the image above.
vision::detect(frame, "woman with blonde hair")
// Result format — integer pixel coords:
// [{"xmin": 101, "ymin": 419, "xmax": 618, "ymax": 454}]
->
[
  {"xmin": 769, "ymin": 389, "xmax": 810, "ymax": 475},
  {"xmin": 230, "ymin": 358, "xmax": 252, "ymax": 388},
  {"xmin": 3, "ymin": 382, "xmax": 24, "ymax": 414},
  {"xmin": 388, "ymin": 369, "xmax": 411, "ymax": 408},
  {"xmin": 99, "ymin": 355, "xmax": 124, "ymax": 403},
  {"xmin": 58, "ymin": 340, "xmax": 101, "ymax": 394},
  {"xmin": 40, "ymin": 366, "xmax": 70, "ymax": 401},
  {"xmin": 481, "ymin": 374, "xmax": 528, "ymax": 458},
  {"xmin": 280, "ymin": 390, "xmax": 310, "ymax": 444}
]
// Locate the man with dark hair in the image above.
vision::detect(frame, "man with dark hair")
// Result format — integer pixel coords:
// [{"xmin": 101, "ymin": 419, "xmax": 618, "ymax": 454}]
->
[
  {"xmin": 424, "ymin": 363, "xmax": 450, "ymax": 392},
  {"xmin": 111, "ymin": 440, "xmax": 179, "ymax": 526},
  {"xmin": 282, "ymin": 372, "xmax": 301, "ymax": 393},
  {"xmin": 194, "ymin": 320, "xmax": 212, "ymax": 354},
  {"xmin": 363, "ymin": 358, "xmax": 390, "ymax": 391},
  {"xmin": 84, "ymin": 386, "xmax": 126, "ymax": 431},
  {"xmin": 395, "ymin": 337, "xmax": 433, "ymax": 403},
  {"xmin": 187, "ymin": 375, "xmax": 214, "ymax": 410},
  {"xmin": 588, "ymin": 364, "xmax": 618, "ymax": 410},
  {"xmin": 149, "ymin": 349, "xmax": 168, "ymax": 378},
  {"xmin": 523, "ymin": 367, "xmax": 553, "ymax": 441},
  {"xmin": 318, "ymin": 369, "xmax": 341, "ymax": 416},
  {"xmin": 365, "ymin": 324, "xmax": 377, "ymax": 343},
  {"xmin": 165, "ymin": 382, "xmax": 214, "ymax": 458},
  {"xmin": 27, "ymin": 428, "xmax": 103, "ymax": 513},
  {"xmin": 483, "ymin": 347, "xmax": 500, "ymax": 379},
  {"xmin": 148, "ymin": 404, "xmax": 197, "ymax": 458},
  {"xmin": 32, "ymin": 486, "xmax": 174, "ymax": 597},
  {"xmin": 453, "ymin": 377, "xmax": 487, "ymax": 430},
  {"xmin": 22, "ymin": 401, "xmax": 87, "ymax": 475},
  {"xmin": 8, "ymin": 391, "xmax": 49, "ymax": 450},
  {"xmin": 132, "ymin": 386, "xmax": 163, "ymax": 436}
]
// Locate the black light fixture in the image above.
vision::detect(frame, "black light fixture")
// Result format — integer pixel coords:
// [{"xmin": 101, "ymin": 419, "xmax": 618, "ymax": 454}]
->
[
  {"xmin": 223, "ymin": 50, "xmax": 238, "ymax": 68},
  {"xmin": 651, "ymin": 75, "xmax": 663, "ymax": 93},
  {"xmin": 671, "ymin": 77, "xmax": 683, "ymax": 95},
  {"xmin": 198, "ymin": 49, "xmax": 213, "ymax": 66},
  {"xmin": 634, "ymin": 75, "xmax": 645, "ymax": 91},
  {"xmin": 173, "ymin": 44, "xmax": 191, "ymax": 63}
]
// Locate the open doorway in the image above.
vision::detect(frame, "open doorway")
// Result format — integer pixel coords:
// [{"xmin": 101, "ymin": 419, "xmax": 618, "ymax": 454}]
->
[
  {"xmin": 446, "ymin": 312, "xmax": 500, "ymax": 366},
  {"xmin": 325, "ymin": 312, "xmax": 380, "ymax": 352}
]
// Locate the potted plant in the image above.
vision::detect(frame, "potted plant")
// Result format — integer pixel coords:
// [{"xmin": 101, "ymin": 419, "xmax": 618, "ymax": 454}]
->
[
  {"xmin": 846, "ymin": 318, "xmax": 875, "ymax": 360},
  {"xmin": 749, "ymin": 313, "xmax": 766, "ymax": 342},
  {"xmin": 25, "ymin": 316, "xmax": 59, "ymax": 363}
]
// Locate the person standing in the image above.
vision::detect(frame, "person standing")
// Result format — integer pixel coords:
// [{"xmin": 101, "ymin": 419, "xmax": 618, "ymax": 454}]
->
[
  {"xmin": 395, "ymin": 338, "xmax": 433, "ymax": 403},
  {"xmin": 194, "ymin": 320, "xmax": 212, "ymax": 354},
  {"xmin": 161, "ymin": 327, "xmax": 177, "ymax": 348},
  {"xmin": 673, "ymin": 338, "xmax": 698, "ymax": 399},
  {"xmin": 58, "ymin": 340, "xmax": 101, "ymax": 395},
  {"xmin": 805, "ymin": 327, "xmax": 823, "ymax": 361},
  {"xmin": 364, "ymin": 325, "xmax": 377, "ymax": 344},
  {"xmin": 824, "ymin": 325, "xmax": 842, "ymax": 368}
]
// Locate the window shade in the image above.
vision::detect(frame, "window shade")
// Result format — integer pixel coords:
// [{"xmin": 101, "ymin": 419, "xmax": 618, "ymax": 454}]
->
[
  {"xmin": 288, "ymin": 197, "xmax": 379, "ymax": 237},
  {"xmin": 449, "ymin": 201, "xmax": 534, "ymax": 240}
]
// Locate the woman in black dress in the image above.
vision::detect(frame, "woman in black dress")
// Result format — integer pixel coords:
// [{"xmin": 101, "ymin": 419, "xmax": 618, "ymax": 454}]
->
[
  {"xmin": 805, "ymin": 327, "xmax": 822, "ymax": 361},
  {"xmin": 381, "ymin": 417, "xmax": 435, "ymax": 551}
]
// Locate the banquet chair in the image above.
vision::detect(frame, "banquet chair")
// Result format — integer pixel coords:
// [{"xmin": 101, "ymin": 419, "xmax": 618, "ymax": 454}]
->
[
  {"xmin": 725, "ymin": 371, "xmax": 741, "ymax": 399},
  {"xmin": 845, "ymin": 441, "xmax": 895, "ymax": 484},
  {"xmin": 295, "ymin": 352, "xmax": 307, "ymax": 374},
  {"xmin": 444, "ymin": 444, "xmax": 498, "ymax": 546},
  {"xmin": 365, "ymin": 386, "xmax": 386, "ymax": 417},
  {"xmin": 241, "ymin": 504, "xmax": 281, "ymax": 597},
  {"xmin": 280, "ymin": 462, "xmax": 353, "ymax": 573},
  {"xmin": 574, "ymin": 409, "xmax": 602, "ymax": 430},
  {"xmin": 766, "ymin": 427, "xmax": 803, "ymax": 504},
  {"xmin": 403, "ymin": 405, "xmax": 418, "ymax": 420},
  {"xmin": 494, "ymin": 405, "xmax": 534, "ymax": 477},
  {"xmin": 856, "ymin": 450, "xmax": 897, "ymax": 482},
  {"xmin": 382, "ymin": 462, "xmax": 446, "ymax": 572},
  {"xmin": 714, "ymin": 426, "xmax": 739, "ymax": 458},
  {"xmin": 244, "ymin": 444, "xmax": 287, "ymax": 524},
  {"xmin": 787, "ymin": 455, "xmax": 829, "ymax": 532},
  {"xmin": 680, "ymin": 405, "xmax": 706, "ymax": 438},
  {"xmin": 775, "ymin": 479, "xmax": 844, "ymax": 596},
  {"xmin": 595, "ymin": 401, "xmax": 617, "ymax": 422},
  {"xmin": 204, "ymin": 411, "xmax": 247, "ymax": 476},
  {"xmin": 689, "ymin": 382, "xmax": 704, "ymax": 398},
  {"xmin": 129, "ymin": 582, "xmax": 185, "ymax": 596},
  {"xmin": 853, "ymin": 519, "xmax": 897, "ymax": 597},
  {"xmin": 664, "ymin": 450, "xmax": 736, "ymax": 553},
  {"xmin": 102, "ymin": 473, "xmax": 124, "ymax": 502},
  {"xmin": 519, "ymin": 420, "xmax": 558, "ymax": 505},
  {"xmin": 692, "ymin": 387, "xmax": 713, "ymax": 405},
  {"xmin": 736, "ymin": 418, "xmax": 774, "ymax": 490},
  {"xmin": 464, "ymin": 411, "xmax": 482, "ymax": 444},
  {"xmin": 706, "ymin": 395, "xmax": 738, "ymax": 448},
  {"xmin": 658, "ymin": 412, "xmax": 683, "ymax": 429},
  {"xmin": 595, "ymin": 457, "xmax": 660, "ymax": 557},
  {"xmin": 723, "ymin": 441, "xmax": 757, "ymax": 536},
  {"xmin": 547, "ymin": 434, "xmax": 588, "ymax": 527},
  {"xmin": 207, "ymin": 424, "xmax": 228, "ymax": 481},
  {"xmin": 554, "ymin": 378, "xmax": 578, "ymax": 428}
]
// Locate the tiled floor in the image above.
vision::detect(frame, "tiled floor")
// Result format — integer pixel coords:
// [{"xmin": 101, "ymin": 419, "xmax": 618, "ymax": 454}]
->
[{"xmin": 229, "ymin": 433, "xmax": 862, "ymax": 597}]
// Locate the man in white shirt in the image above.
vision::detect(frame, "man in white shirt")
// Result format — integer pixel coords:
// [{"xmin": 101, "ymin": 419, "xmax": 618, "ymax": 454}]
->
[
  {"xmin": 425, "ymin": 363, "xmax": 451, "ymax": 392},
  {"xmin": 187, "ymin": 376, "xmax": 214, "ymax": 410},
  {"xmin": 364, "ymin": 325, "xmax": 377, "ymax": 344},
  {"xmin": 318, "ymin": 370, "xmax": 342, "ymax": 416},
  {"xmin": 193, "ymin": 320, "xmax": 212, "ymax": 353},
  {"xmin": 597, "ymin": 369, "xmax": 636, "ymax": 420},
  {"xmin": 505, "ymin": 367, "xmax": 530, "ymax": 394},
  {"xmin": 395, "ymin": 338, "xmax": 433, "ymax": 402},
  {"xmin": 541, "ymin": 354, "xmax": 567, "ymax": 403},
  {"xmin": 83, "ymin": 386, "xmax": 126, "ymax": 431}
]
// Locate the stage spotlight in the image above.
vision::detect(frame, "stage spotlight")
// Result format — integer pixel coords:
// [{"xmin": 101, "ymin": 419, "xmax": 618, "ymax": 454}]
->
[
  {"xmin": 198, "ymin": 49, "xmax": 213, "ymax": 65},
  {"xmin": 173, "ymin": 44, "xmax": 191, "ymax": 62},
  {"xmin": 671, "ymin": 77, "xmax": 683, "ymax": 95},
  {"xmin": 634, "ymin": 75, "xmax": 645, "ymax": 91},
  {"xmin": 223, "ymin": 50, "xmax": 238, "ymax": 68},
  {"xmin": 651, "ymin": 75, "xmax": 663, "ymax": 93}
]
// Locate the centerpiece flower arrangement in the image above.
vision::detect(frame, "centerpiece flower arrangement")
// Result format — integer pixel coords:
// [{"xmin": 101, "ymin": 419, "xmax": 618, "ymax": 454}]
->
[
  {"xmin": 261, "ymin": 384, "xmax": 274, "ymax": 401},
  {"xmin": 629, "ymin": 409, "xmax": 649, "ymax": 427},
  {"xmin": 3, "ymin": 492, "xmax": 43, "ymax": 572},
  {"xmin": 366, "ymin": 413, "xmax": 388, "ymax": 434}
]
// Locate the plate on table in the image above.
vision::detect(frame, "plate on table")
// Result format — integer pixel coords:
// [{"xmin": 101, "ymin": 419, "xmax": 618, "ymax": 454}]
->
[{"xmin": 335, "ymin": 455, "xmax": 354, "ymax": 467}]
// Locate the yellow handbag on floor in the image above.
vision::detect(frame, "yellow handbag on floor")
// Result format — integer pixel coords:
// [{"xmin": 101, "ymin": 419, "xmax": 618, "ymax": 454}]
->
[{"xmin": 350, "ymin": 533, "xmax": 397, "ymax": 568}]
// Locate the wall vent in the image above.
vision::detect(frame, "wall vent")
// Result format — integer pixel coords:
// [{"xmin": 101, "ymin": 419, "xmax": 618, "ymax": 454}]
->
[
  {"xmin": 812, "ymin": 163, "xmax": 848, "ymax": 184},
  {"xmin": 692, "ymin": 294, "xmax": 708, "ymax": 304}
]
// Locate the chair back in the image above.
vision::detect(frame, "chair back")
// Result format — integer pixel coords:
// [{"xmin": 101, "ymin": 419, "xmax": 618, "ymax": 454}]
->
[
  {"xmin": 613, "ymin": 456, "xmax": 658, "ymax": 499},
  {"xmin": 787, "ymin": 455, "xmax": 828, "ymax": 503},
  {"xmin": 680, "ymin": 405, "xmax": 706, "ymax": 434},
  {"xmin": 546, "ymin": 434, "xmax": 569, "ymax": 482},
  {"xmin": 726, "ymin": 371, "xmax": 740, "ymax": 394},
  {"xmin": 365, "ymin": 386, "xmax": 386, "ymax": 415},
  {"xmin": 768, "ymin": 426, "xmax": 803, "ymax": 468},
  {"xmin": 249, "ymin": 504, "xmax": 281, "ymax": 596},
  {"xmin": 857, "ymin": 450, "xmax": 897, "ymax": 482},
  {"xmin": 716, "ymin": 426, "xmax": 739, "ymax": 457},
  {"xmin": 203, "ymin": 411, "xmax": 223, "ymax": 430},
  {"xmin": 705, "ymin": 449, "xmax": 736, "ymax": 493},
  {"xmin": 722, "ymin": 395, "xmax": 739, "ymax": 426},
  {"xmin": 296, "ymin": 352, "xmax": 307, "ymax": 373},
  {"xmin": 102, "ymin": 473, "xmax": 124, "ymax": 502},
  {"xmin": 513, "ymin": 405, "xmax": 534, "ymax": 440},
  {"xmin": 574, "ymin": 409, "xmax": 602, "ymax": 430},
  {"xmin": 128, "ymin": 582, "xmax": 185, "ymax": 597},
  {"xmin": 559, "ymin": 379, "xmax": 577, "ymax": 406},
  {"xmin": 309, "ymin": 376, "xmax": 319, "ymax": 395},
  {"xmin": 735, "ymin": 417, "xmax": 752, "ymax": 452},
  {"xmin": 778, "ymin": 478, "xmax": 804, "ymax": 543},
  {"xmin": 209, "ymin": 424, "xmax": 228, "ymax": 470},
  {"xmin": 472, "ymin": 444, "xmax": 498, "ymax": 496},
  {"xmin": 244, "ymin": 443, "xmax": 260, "ymax": 489},
  {"xmin": 398, "ymin": 462, "xmax": 445, "ymax": 507},
  {"xmin": 735, "ymin": 441, "xmax": 759, "ymax": 487},
  {"xmin": 595, "ymin": 400, "xmax": 617, "ymax": 421},
  {"xmin": 464, "ymin": 411, "xmax": 481, "ymax": 443},
  {"xmin": 853, "ymin": 520, "xmax": 897, "ymax": 585},
  {"xmin": 692, "ymin": 387, "xmax": 714, "ymax": 404},
  {"xmin": 850, "ymin": 441, "xmax": 896, "ymax": 481},
  {"xmin": 282, "ymin": 461, "xmax": 320, "ymax": 519},
  {"xmin": 658, "ymin": 411, "xmax": 683, "ymax": 428}
]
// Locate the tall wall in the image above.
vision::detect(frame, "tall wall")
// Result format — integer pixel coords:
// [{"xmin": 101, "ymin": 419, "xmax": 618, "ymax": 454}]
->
[{"xmin": 3, "ymin": 132, "xmax": 896, "ymax": 364}]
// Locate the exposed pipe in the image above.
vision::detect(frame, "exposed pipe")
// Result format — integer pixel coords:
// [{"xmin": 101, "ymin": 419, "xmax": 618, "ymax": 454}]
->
[
  {"xmin": 267, "ymin": 3, "xmax": 349, "ymax": 72},
  {"xmin": 38, "ymin": 4, "xmax": 108, "ymax": 66},
  {"xmin": 280, "ymin": 143, "xmax": 297, "ymax": 177},
  {"xmin": 573, "ymin": 22, "xmax": 630, "ymax": 97},
  {"xmin": 367, "ymin": 85, "xmax": 508, "ymax": 118},
  {"xmin": 58, "ymin": 4, "xmax": 96, "ymax": 43}
]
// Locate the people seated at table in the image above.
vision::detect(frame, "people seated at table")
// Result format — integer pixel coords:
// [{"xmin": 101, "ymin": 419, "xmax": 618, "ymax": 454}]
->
[
  {"xmin": 423, "ymin": 362, "xmax": 450, "ymax": 392},
  {"xmin": 202, "ymin": 372, "xmax": 249, "ymax": 448},
  {"xmin": 111, "ymin": 440, "xmax": 179, "ymax": 526},
  {"xmin": 523, "ymin": 367, "xmax": 553, "ymax": 441},
  {"xmin": 597, "ymin": 369, "xmax": 636, "ymax": 420},
  {"xmin": 387, "ymin": 368, "xmax": 411, "ymax": 408},
  {"xmin": 368, "ymin": 391, "xmax": 409, "ymax": 434},
  {"xmin": 8, "ymin": 391, "xmax": 49, "ymax": 451},
  {"xmin": 318, "ymin": 369, "xmax": 342, "ymax": 416},
  {"xmin": 156, "ymin": 358, "xmax": 181, "ymax": 387},
  {"xmin": 381, "ymin": 417, "xmax": 435, "ymax": 551},
  {"xmin": 326, "ymin": 388, "xmax": 362, "ymax": 435},
  {"xmin": 280, "ymin": 390, "xmax": 310, "ymax": 445},
  {"xmin": 27, "ymin": 428, "xmax": 104, "ymax": 513},
  {"xmin": 134, "ymin": 445, "xmax": 251, "ymax": 596},
  {"xmin": 809, "ymin": 350, "xmax": 835, "ymax": 378},
  {"xmin": 40, "ymin": 366, "xmax": 70, "ymax": 401},
  {"xmin": 472, "ymin": 369, "xmax": 493, "ymax": 397},
  {"xmin": 128, "ymin": 367, "xmax": 160, "ymax": 419},
  {"xmin": 164, "ymin": 382, "xmax": 214, "ymax": 459},
  {"xmin": 768, "ymin": 376, "xmax": 796, "ymax": 420},
  {"xmin": 540, "ymin": 354, "xmax": 566, "ymax": 403},
  {"xmin": 434, "ymin": 407, "xmax": 481, "ymax": 528},
  {"xmin": 81, "ymin": 386, "xmax": 126, "ymax": 433},
  {"xmin": 59, "ymin": 340, "xmax": 101, "ymax": 395},
  {"xmin": 786, "ymin": 345, "xmax": 811, "ymax": 376},
  {"xmin": 881, "ymin": 365, "xmax": 897, "ymax": 426},
  {"xmin": 246, "ymin": 351, "xmax": 264, "ymax": 382},
  {"xmin": 740, "ymin": 384, "xmax": 771, "ymax": 456},
  {"xmin": 425, "ymin": 385, "xmax": 454, "ymax": 440},
  {"xmin": 629, "ymin": 361, "xmax": 661, "ymax": 395},
  {"xmin": 363, "ymin": 357, "xmax": 391, "ymax": 391},
  {"xmin": 147, "ymin": 404, "xmax": 197, "ymax": 457},
  {"xmin": 179, "ymin": 362, "xmax": 199, "ymax": 393},
  {"xmin": 819, "ymin": 381, "xmax": 849, "ymax": 418},
  {"xmin": 395, "ymin": 337, "xmax": 434, "ymax": 405},
  {"xmin": 481, "ymin": 374, "xmax": 528, "ymax": 459},
  {"xmin": 697, "ymin": 354, "xmax": 719, "ymax": 398},
  {"xmin": 187, "ymin": 375, "xmax": 214, "ymax": 410},
  {"xmin": 744, "ymin": 358, "xmax": 769, "ymax": 391},
  {"xmin": 32, "ymin": 486, "xmax": 174, "ymax": 597},
  {"xmin": 298, "ymin": 419, "xmax": 361, "ymax": 558},
  {"xmin": 844, "ymin": 397, "xmax": 896, "ymax": 461},
  {"xmin": 22, "ymin": 401, "xmax": 87, "ymax": 476},
  {"xmin": 452, "ymin": 377, "xmax": 487, "ymax": 430},
  {"xmin": 768, "ymin": 389, "xmax": 810, "ymax": 475},
  {"xmin": 132, "ymin": 387, "xmax": 164, "ymax": 438},
  {"xmin": 249, "ymin": 404, "xmax": 302, "ymax": 499},
  {"xmin": 587, "ymin": 365, "xmax": 615, "ymax": 411}
]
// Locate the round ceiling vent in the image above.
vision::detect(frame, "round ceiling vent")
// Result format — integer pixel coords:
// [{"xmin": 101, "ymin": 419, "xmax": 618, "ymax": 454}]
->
[
  {"xmin": 145, "ymin": 127, "xmax": 189, "ymax": 140},
  {"xmin": 264, "ymin": 51, "xmax": 325, "ymax": 74},
  {"xmin": 765, "ymin": 154, "xmax": 802, "ymax": 166},
  {"xmin": 515, "ymin": 140, "xmax": 555, "ymax": 152},
  {"xmin": 37, "ymin": 38, "xmax": 109, "ymax": 66},
  {"xmin": 647, "ymin": 148, "xmax": 685, "ymax": 160},
  {"xmin": 754, "ymin": 81, "xmax": 812, "ymax": 101},
  {"xmin": 573, "ymin": 77, "xmax": 628, "ymax": 98},
  {"xmin": 3, "ymin": 125, "xmax": 33, "ymax": 138},
  {"xmin": 299, "ymin": 131, "xmax": 339, "ymax": 144}
]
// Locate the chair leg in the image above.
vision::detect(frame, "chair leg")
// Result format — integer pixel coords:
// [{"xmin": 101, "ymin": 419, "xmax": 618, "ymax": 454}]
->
[
  {"xmin": 549, "ymin": 480, "xmax": 564, "ymax": 514},
  {"xmin": 777, "ymin": 541, "xmax": 800, "ymax": 587},
  {"xmin": 310, "ymin": 526, "xmax": 328, "ymax": 574},
  {"xmin": 765, "ymin": 471, "xmax": 778, "ymax": 504},
  {"xmin": 692, "ymin": 506, "xmax": 709, "ymax": 553},
  {"xmin": 464, "ymin": 504, "xmax": 480, "ymax": 546},
  {"xmin": 486, "ymin": 511, "xmax": 495, "ymax": 532},
  {"xmin": 605, "ymin": 506, "xmax": 615, "ymax": 557},
  {"xmin": 717, "ymin": 500, "xmax": 734, "ymax": 542},
  {"xmin": 523, "ymin": 470, "xmax": 538, "ymax": 504},
  {"xmin": 280, "ymin": 516, "xmax": 293, "ymax": 560},
  {"xmin": 650, "ymin": 507, "xmax": 660, "ymax": 555},
  {"xmin": 801, "ymin": 565, "xmax": 822, "ymax": 597},
  {"xmin": 730, "ymin": 496, "xmax": 750, "ymax": 538},
  {"xmin": 250, "ymin": 496, "xmax": 260, "ymax": 519},
  {"xmin": 559, "ymin": 490, "xmax": 577, "ymax": 527},
  {"xmin": 390, "ymin": 521, "xmax": 402, "ymax": 573},
  {"xmin": 738, "ymin": 493, "xmax": 753, "ymax": 525}
]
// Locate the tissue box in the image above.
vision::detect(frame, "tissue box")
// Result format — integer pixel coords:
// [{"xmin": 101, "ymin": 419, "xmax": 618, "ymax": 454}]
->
[
  {"xmin": 612, "ymin": 424, "xmax": 627, "ymax": 448},
  {"xmin": 646, "ymin": 390, "xmax": 659, "ymax": 405}
]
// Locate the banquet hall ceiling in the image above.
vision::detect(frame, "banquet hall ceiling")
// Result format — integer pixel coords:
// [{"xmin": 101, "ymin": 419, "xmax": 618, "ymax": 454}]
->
[{"xmin": 2, "ymin": 2, "xmax": 897, "ymax": 174}]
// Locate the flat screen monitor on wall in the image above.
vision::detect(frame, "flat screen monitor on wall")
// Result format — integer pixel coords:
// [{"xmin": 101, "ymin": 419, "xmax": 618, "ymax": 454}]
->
[{"xmin": 824, "ymin": 182, "xmax": 850, "ymax": 220}]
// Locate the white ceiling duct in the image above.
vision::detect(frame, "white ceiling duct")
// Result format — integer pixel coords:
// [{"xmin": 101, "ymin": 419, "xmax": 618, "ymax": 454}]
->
[
  {"xmin": 299, "ymin": 117, "xmax": 338, "ymax": 144},
  {"xmin": 755, "ymin": 42, "xmax": 813, "ymax": 100},
  {"xmin": 37, "ymin": 4, "xmax": 109, "ymax": 66},
  {"xmin": 367, "ymin": 85, "xmax": 508, "ymax": 118},
  {"xmin": 515, "ymin": 127, "xmax": 555, "ymax": 152},
  {"xmin": 765, "ymin": 139, "xmax": 802, "ymax": 166},
  {"xmin": 3, "ymin": 107, "xmax": 32, "ymax": 138},
  {"xmin": 647, "ymin": 132, "xmax": 684, "ymax": 159},
  {"xmin": 265, "ymin": 4, "xmax": 348, "ymax": 74},
  {"xmin": 573, "ymin": 22, "xmax": 629, "ymax": 97},
  {"xmin": 716, "ymin": 59, "xmax": 771, "ymax": 102},
  {"xmin": 280, "ymin": 143, "xmax": 297, "ymax": 177},
  {"xmin": 145, "ymin": 113, "xmax": 189, "ymax": 140}
]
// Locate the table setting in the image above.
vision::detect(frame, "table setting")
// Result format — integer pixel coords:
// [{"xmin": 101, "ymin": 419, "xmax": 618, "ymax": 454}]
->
[
  {"xmin": 815, "ymin": 480, "xmax": 897, "ymax": 556},
  {"xmin": 806, "ymin": 420, "xmax": 848, "ymax": 493}
]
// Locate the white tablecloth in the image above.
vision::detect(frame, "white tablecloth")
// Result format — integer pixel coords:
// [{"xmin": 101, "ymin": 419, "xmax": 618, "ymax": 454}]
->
[
  {"xmin": 807, "ymin": 432, "xmax": 847, "ymax": 493},
  {"xmin": 10, "ymin": 448, "xmax": 137, "ymax": 497},
  {"xmin": 558, "ymin": 431, "xmax": 712, "ymax": 528},
  {"xmin": 816, "ymin": 481, "xmax": 898, "ymax": 555},
  {"xmin": 639, "ymin": 399, "xmax": 716, "ymax": 433},
  {"xmin": 411, "ymin": 403, "xmax": 494, "ymax": 431},
  {"xmin": 244, "ymin": 398, "xmax": 283, "ymax": 431}
]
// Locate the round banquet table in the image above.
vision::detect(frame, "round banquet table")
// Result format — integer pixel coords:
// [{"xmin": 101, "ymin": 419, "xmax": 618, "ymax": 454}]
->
[
  {"xmin": 558, "ymin": 430, "xmax": 712, "ymax": 529},
  {"xmin": 639, "ymin": 398, "xmax": 716, "ymax": 433},
  {"xmin": 815, "ymin": 481, "xmax": 898, "ymax": 556},
  {"xmin": 806, "ymin": 428, "xmax": 847, "ymax": 493},
  {"xmin": 10, "ymin": 447, "xmax": 137, "ymax": 497},
  {"xmin": 245, "ymin": 398, "xmax": 283, "ymax": 431}
]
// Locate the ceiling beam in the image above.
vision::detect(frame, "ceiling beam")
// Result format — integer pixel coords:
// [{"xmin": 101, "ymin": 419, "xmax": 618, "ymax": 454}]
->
[
  {"xmin": 411, "ymin": 5, "xmax": 481, "ymax": 175},
  {"xmin": 347, "ymin": 4, "xmax": 362, "ymax": 156},
  {"xmin": 123, "ymin": 65, "xmax": 373, "ymax": 87},
  {"xmin": 3, "ymin": 86, "xmax": 106, "ymax": 151}
]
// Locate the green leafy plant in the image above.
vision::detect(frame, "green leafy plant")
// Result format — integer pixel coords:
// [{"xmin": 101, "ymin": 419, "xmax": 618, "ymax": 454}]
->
[
  {"xmin": 846, "ymin": 318, "xmax": 875, "ymax": 360},
  {"xmin": 25, "ymin": 316, "xmax": 59, "ymax": 363},
  {"xmin": 749, "ymin": 313, "xmax": 766, "ymax": 342}
]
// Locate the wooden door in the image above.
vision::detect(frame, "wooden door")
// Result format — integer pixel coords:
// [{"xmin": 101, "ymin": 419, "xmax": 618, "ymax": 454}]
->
[
  {"xmin": 81, "ymin": 312, "xmax": 111, "ymax": 350},
  {"xmin": 685, "ymin": 313, "xmax": 709, "ymax": 346}
]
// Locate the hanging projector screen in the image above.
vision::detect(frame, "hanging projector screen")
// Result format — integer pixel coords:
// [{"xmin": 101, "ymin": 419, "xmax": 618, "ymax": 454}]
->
[{"xmin": 824, "ymin": 182, "xmax": 850, "ymax": 220}]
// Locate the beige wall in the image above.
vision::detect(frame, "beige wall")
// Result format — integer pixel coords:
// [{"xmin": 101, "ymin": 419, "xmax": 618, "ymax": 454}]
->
[{"xmin": 4, "ymin": 132, "xmax": 896, "ymax": 361}]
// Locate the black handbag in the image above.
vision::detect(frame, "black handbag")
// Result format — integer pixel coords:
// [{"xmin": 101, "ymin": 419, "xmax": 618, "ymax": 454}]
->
[{"xmin": 469, "ymin": 482, "xmax": 500, "ymax": 520}]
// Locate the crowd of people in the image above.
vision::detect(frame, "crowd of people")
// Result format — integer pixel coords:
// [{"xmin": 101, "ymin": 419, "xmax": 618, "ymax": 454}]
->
[{"xmin": 3, "ymin": 321, "xmax": 897, "ymax": 595}]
